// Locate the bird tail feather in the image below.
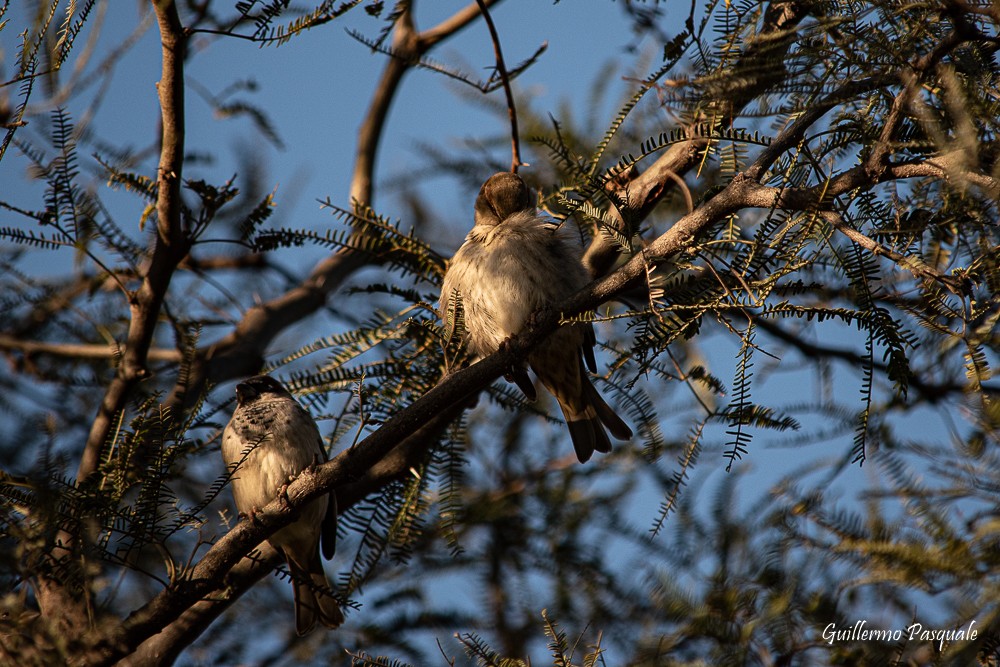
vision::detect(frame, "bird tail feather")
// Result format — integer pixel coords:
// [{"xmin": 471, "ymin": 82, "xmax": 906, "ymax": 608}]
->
[{"xmin": 289, "ymin": 552, "xmax": 345, "ymax": 636}]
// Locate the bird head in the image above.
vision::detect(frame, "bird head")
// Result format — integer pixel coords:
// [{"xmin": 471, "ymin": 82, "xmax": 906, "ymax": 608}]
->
[
  {"xmin": 235, "ymin": 375, "xmax": 291, "ymax": 406},
  {"xmin": 474, "ymin": 172, "xmax": 533, "ymax": 227}
]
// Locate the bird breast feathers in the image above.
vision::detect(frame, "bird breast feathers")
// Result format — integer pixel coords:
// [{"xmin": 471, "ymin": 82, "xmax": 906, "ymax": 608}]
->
[
  {"xmin": 443, "ymin": 212, "xmax": 588, "ymax": 354},
  {"xmin": 223, "ymin": 399, "xmax": 322, "ymax": 507}
]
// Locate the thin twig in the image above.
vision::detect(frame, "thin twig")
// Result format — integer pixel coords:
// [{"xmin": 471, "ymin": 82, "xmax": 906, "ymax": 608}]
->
[
  {"xmin": 0, "ymin": 335, "xmax": 182, "ymax": 363},
  {"xmin": 820, "ymin": 211, "xmax": 966, "ymax": 294},
  {"xmin": 475, "ymin": 0, "xmax": 522, "ymax": 172}
]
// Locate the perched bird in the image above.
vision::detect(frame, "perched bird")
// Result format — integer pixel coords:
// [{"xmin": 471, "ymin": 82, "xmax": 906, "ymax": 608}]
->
[
  {"xmin": 221, "ymin": 375, "xmax": 344, "ymax": 635},
  {"xmin": 440, "ymin": 172, "xmax": 632, "ymax": 462}
]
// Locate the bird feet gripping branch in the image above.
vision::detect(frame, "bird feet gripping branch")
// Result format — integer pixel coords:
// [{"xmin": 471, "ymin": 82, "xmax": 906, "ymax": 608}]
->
[
  {"xmin": 499, "ymin": 334, "xmax": 537, "ymax": 401},
  {"xmin": 276, "ymin": 454, "xmax": 322, "ymax": 509},
  {"xmin": 240, "ymin": 507, "xmax": 262, "ymax": 524}
]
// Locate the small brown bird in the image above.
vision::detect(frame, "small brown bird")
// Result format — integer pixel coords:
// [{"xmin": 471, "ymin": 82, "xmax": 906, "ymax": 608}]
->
[
  {"xmin": 221, "ymin": 375, "xmax": 344, "ymax": 635},
  {"xmin": 440, "ymin": 172, "xmax": 632, "ymax": 462}
]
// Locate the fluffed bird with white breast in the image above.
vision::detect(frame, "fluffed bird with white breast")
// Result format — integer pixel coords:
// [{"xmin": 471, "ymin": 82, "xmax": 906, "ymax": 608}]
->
[{"xmin": 440, "ymin": 172, "xmax": 632, "ymax": 462}]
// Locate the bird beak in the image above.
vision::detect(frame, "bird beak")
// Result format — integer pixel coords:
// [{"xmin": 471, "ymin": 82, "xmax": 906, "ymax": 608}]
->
[{"xmin": 235, "ymin": 382, "xmax": 256, "ymax": 406}]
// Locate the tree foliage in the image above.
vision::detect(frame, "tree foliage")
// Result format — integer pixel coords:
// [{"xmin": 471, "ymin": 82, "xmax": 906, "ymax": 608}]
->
[{"xmin": 0, "ymin": 0, "xmax": 998, "ymax": 665}]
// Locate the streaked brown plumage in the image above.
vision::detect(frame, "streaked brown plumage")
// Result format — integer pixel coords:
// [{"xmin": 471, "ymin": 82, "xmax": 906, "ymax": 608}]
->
[
  {"xmin": 221, "ymin": 375, "xmax": 344, "ymax": 635},
  {"xmin": 440, "ymin": 172, "xmax": 632, "ymax": 462}
]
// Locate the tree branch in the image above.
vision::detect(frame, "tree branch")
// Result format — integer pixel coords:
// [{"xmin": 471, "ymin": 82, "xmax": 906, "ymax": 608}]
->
[
  {"xmin": 745, "ymin": 76, "xmax": 890, "ymax": 182},
  {"xmin": 754, "ymin": 317, "xmax": 972, "ymax": 404},
  {"xmin": 350, "ymin": 0, "xmax": 502, "ymax": 204},
  {"xmin": 821, "ymin": 211, "xmax": 967, "ymax": 294},
  {"xmin": 77, "ymin": 0, "xmax": 189, "ymax": 484},
  {"xmin": 117, "ymin": 549, "xmax": 280, "ymax": 667},
  {"xmin": 0, "ymin": 335, "xmax": 182, "ymax": 363},
  {"xmin": 474, "ymin": 0, "xmax": 521, "ymax": 172},
  {"xmin": 737, "ymin": 158, "xmax": 984, "ymax": 293},
  {"xmin": 35, "ymin": 0, "xmax": 191, "ymax": 644},
  {"xmin": 584, "ymin": 0, "xmax": 808, "ymax": 277}
]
